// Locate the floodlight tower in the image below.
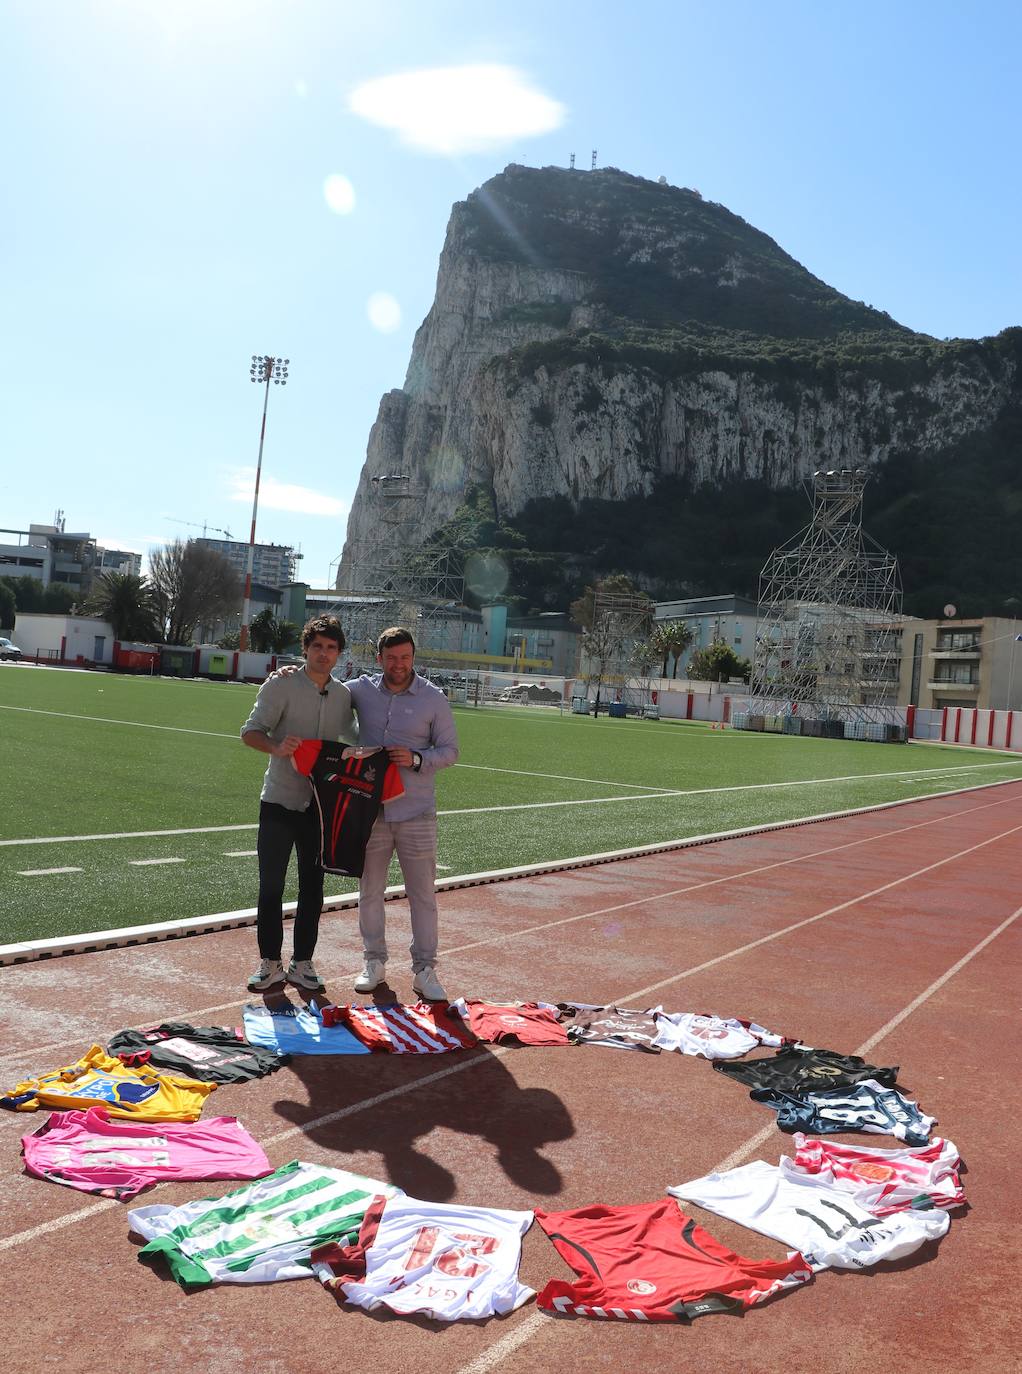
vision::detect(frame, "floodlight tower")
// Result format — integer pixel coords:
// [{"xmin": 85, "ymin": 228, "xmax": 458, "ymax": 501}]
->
[{"xmin": 240, "ymin": 354, "xmax": 289, "ymax": 651}]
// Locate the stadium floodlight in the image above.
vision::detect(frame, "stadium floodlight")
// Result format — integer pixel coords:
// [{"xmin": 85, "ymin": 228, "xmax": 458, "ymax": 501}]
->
[{"xmin": 240, "ymin": 355, "xmax": 290, "ymax": 652}]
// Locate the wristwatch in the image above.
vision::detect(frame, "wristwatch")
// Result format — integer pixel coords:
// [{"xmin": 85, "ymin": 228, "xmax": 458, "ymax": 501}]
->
[{"xmin": 412, "ymin": 751, "xmax": 422, "ymax": 772}]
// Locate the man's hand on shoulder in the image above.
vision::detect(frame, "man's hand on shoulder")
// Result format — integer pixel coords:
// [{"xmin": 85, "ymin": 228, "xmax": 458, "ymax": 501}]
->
[{"xmin": 269, "ymin": 664, "xmax": 302, "ymax": 680}]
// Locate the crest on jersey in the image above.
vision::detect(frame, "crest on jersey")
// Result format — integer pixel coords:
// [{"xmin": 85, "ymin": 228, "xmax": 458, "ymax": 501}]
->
[{"xmin": 626, "ymin": 1278, "xmax": 657, "ymax": 1295}]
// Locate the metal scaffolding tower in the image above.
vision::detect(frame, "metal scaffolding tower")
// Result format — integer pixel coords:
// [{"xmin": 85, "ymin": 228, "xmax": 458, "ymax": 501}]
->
[
  {"xmin": 752, "ymin": 468, "xmax": 903, "ymax": 723},
  {"xmin": 334, "ymin": 475, "xmax": 465, "ymax": 656},
  {"xmin": 584, "ymin": 588, "xmax": 654, "ymax": 706}
]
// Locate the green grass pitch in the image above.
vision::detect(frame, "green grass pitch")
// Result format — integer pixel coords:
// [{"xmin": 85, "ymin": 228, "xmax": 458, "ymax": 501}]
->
[{"xmin": 3, "ymin": 666, "xmax": 1021, "ymax": 944}]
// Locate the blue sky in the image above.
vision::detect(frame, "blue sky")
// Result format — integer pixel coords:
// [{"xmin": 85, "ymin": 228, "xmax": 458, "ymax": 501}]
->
[{"xmin": 3, "ymin": 0, "xmax": 1020, "ymax": 588}]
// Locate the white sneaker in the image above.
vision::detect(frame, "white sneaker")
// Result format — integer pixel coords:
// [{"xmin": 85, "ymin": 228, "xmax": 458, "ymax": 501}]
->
[
  {"xmin": 354, "ymin": 958, "xmax": 385, "ymax": 994},
  {"xmin": 287, "ymin": 958, "xmax": 325, "ymax": 991},
  {"xmin": 248, "ymin": 958, "xmax": 285, "ymax": 991},
  {"xmin": 413, "ymin": 965, "xmax": 446, "ymax": 1002}
]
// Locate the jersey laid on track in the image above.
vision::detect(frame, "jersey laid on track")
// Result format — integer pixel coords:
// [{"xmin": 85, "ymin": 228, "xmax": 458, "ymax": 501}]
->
[
  {"xmin": 651, "ymin": 1011, "xmax": 786, "ymax": 1060},
  {"xmin": 534, "ymin": 1198, "xmax": 812, "ymax": 1322},
  {"xmin": 241, "ymin": 1001, "xmax": 370, "ymax": 1056},
  {"xmin": 292, "ymin": 740, "xmax": 403, "ymax": 877},
  {"xmin": 790, "ymin": 1133, "xmax": 964, "ymax": 1215},
  {"xmin": 1, "ymin": 1045, "xmax": 216, "ymax": 1122},
  {"xmin": 558, "ymin": 1003, "xmax": 663, "ymax": 1052},
  {"xmin": 128, "ymin": 1159, "xmax": 401, "ymax": 1286},
  {"xmin": 21, "ymin": 1106, "xmax": 270, "ymax": 1201},
  {"xmin": 669, "ymin": 1158, "xmax": 950, "ymax": 1271},
  {"xmin": 312, "ymin": 1193, "xmax": 534, "ymax": 1321},
  {"xmin": 448, "ymin": 999, "xmax": 569, "ymax": 1047},
  {"xmin": 107, "ymin": 1022, "xmax": 287, "ymax": 1083},
  {"xmin": 320, "ymin": 1002, "xmax": 478, "ymax": 1053},
  {"xmin": 753, "ymin": 1079, "xmax": 936, "ymax": 1146},
  {"xmin": 714, "ymin": 1045, "xmax": 898, "ymax": 1094}
]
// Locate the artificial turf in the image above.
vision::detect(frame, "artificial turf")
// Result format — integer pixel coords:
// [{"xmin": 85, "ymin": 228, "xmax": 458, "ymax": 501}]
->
[{"xmin": 3, "ymin": 665, "xmax": 1020, "ymax": 943}]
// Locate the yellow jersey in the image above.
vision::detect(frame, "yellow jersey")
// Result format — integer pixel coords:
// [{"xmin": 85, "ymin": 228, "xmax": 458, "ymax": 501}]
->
[{"xmin": 2, "ymin": 1045, "xmax": 216, "ymax": 1121}]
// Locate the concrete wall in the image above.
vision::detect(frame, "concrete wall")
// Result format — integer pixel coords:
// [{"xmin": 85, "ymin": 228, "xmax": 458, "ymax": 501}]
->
[{"xmin": 14, "ymin": 612, "xmax": 115, "ymax": 664}]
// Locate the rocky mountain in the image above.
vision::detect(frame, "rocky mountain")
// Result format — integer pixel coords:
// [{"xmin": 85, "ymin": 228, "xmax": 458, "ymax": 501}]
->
[{"xmin": 338, "ymin": 164, "xmax": 1021, "ymax": 616}]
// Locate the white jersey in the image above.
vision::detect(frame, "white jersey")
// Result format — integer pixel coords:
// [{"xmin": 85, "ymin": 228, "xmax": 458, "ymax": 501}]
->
[
  {"xmin": 312, "ymin": 1193, "xmax": 534, "ymax": 1321},
  {"xmin": 790, "ymin": 1134, "xmax": 965, "ymax": 1216},
  {"xmin": 652, "ymin": 1012, "xmax": 785, "ymax": 1059},
  {"xmin": 669, "ymin": 1158, "xmax": 949, "ymax": 1272},
  {"xmin": 128, "ymin": 1160, "xmax": 401, "ymax": 1286}
]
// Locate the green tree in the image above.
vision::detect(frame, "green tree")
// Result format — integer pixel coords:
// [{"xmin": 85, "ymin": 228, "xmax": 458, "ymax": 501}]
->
[
  {"xmin": 248, "ymin": 609, "xmax": 299, "ymax": 654},
  {"xmin": 149, "ymin": 539, "xmax": 241, "ymax": 645},
  {"xmin": 84, "ymin": 572, "xmax": 160, "ymax": 641},
  {"xmin": 0, "ymin": 579, "xmax": 15, "ymax": 631},
  {"xmin": 650, "ymin": 619, "xmax": 694, "ymax": 677},
  {"xmin": 0, "ymin": 575, "xmax": 77, "ymax": 615},
  {"xmin": 688, "ymin": 639, "xmax": 751, "ymax": 683}
]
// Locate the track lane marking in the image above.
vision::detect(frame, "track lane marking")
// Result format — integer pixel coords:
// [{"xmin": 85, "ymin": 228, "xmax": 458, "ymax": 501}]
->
[
  {"xmin": 455, "ymin": 900, "xmax": 1022, "ymax": 1374},
  {"xmin": 3, "ymin": 787, "xmax": 1021, "ymax": 1066},
  {"xmin": 1, "ymin": 818, "xmax": 1019, "ymax": 1258}
]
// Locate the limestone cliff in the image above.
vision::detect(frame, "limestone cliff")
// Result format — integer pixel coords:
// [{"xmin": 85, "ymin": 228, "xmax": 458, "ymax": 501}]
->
[{"xmin": 337, "ymin": 164, "xmax": 1019, "ymax": 605}]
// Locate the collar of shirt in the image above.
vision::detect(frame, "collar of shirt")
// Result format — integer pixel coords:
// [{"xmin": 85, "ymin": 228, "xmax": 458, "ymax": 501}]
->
[{"xmin": 370, "ymin": 671, "xmax": 422, "ymax": 696}]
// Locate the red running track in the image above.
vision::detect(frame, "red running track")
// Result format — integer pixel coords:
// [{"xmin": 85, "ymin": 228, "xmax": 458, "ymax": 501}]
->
[{"xmin": 1, "ymin": 781, "xmax": 1020, "ymax": 1374}]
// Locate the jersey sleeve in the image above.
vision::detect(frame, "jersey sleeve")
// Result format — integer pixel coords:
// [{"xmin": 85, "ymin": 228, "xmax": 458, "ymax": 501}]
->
[
  {"xmin": 381, "ymin": 762, "xmax": 405, "ymax": 804},
  {"xmin": 291, "ymin": 738, "xmax": 324, "ymax": 778}
]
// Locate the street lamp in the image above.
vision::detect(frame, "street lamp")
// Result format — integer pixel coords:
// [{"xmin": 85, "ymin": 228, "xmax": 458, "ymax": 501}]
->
[{"xmin": 240, "ymin": 354, "xmax": 289, "ymax": 651}]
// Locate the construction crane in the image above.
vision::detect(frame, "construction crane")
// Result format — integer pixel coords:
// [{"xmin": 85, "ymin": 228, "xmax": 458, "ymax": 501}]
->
[{"xmin": 164, "ymin": 517, "xmax": 234, "ymax": 540}]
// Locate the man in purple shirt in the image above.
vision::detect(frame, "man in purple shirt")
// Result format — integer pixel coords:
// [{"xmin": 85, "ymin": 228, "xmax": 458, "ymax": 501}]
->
[{"xmin": 348, "ymin": 627, "xmax": 459, "ymax": 1002}]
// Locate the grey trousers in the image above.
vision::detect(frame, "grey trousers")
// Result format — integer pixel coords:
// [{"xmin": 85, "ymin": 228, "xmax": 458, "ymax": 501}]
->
[{"xmin": 358, "ymin": 814, "xmax": 439, "ymax": 972}]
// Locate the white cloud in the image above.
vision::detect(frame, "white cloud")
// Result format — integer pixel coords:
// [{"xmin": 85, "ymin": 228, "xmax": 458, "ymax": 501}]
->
[
  {"xmin": 227, "ymin": 469, "xmax": 348, "ymax": 517},
  {"xmin": 323, "ymin": 172, "xmax": 356, "ymax": 215},
  {"xmin": 348, "ymin": 64, "xmax": 565, "ymax": 156},
  {"xmin": 367, "ymin": 291, "xmax": 402, "ymax": 333}
]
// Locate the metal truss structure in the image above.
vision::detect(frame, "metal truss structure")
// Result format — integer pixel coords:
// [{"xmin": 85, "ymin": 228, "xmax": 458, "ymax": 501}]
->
[
  {"xmin": 752, "ymin": 468, "xmax": 904, "ymax": 723},
  {"xmin": 585, "ymin": 588, "xmax": 655, "ymax": 706},
  {"xmin": 334, "ymin": 475, "xmax": 465, "ymax": 656}
]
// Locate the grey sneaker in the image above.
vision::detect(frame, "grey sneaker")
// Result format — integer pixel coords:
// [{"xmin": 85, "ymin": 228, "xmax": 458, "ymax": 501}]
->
[
  {"xmin": 354, "ymin": 958, "xmax": 385, "ymax": 994},
  {"xmin": 413, "ymin": 965, "xmax": 447, "ymax": 1002},
  {"xmin": 287, "ymin": 958, "xmax": 325, "ymax": 991},
  {"xmin": 248, "ymin": 958, "xmax": 285, "ymax": 991}
]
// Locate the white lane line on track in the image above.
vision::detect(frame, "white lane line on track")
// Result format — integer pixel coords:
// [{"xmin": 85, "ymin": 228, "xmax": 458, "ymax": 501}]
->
[
  {"xmin": 454, "ymin": 900, "xmax": 1022, "ymax": 1374},
  {"xmin": 4, "ymin": 760, "xmax": 1017, "ymax": 847},
  {"xmin": 2, "ymin": 813, "xmax": 1020, "ymax": 1264},
  {"xmin": 16, "ymin": 867, "xmax": 83, "ymax": 877},
  {"xmin": 4, "ymin": 786, "xmax": 1020, "ymax": 1066}
]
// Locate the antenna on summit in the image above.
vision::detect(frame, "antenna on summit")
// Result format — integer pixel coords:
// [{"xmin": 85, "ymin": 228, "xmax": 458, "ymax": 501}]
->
[
  {"xmin": 569, "ymin": 152, "xmax": 575, "ymax": 170},
  {"xmin": 591, "ymin": 149, "xmax": 598, "ymax": 170}
]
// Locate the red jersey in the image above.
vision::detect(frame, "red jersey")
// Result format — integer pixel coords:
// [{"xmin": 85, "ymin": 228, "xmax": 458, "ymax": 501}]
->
[
  {"xmin": 449, "ymin": 999, "xmax": 569, "ymax": 1047},
  {"xmin": 535, "ymin": 1198, "xmax": 811, "ymax": 1323},
  {"xmin": 321, "ymin": 1003, "xmax": 478, "ymax": 1054}
]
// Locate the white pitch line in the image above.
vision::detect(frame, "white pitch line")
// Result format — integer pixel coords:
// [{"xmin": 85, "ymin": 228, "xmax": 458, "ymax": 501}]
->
[
  {"xmin": 0, "ymin": 703, "xmax": 237, "ymax": 739},
  {"xmin": 128, "ymin": 857, "xmax": 185, "ymax": 867},
  {"xmin": 224, "ymin": 850, "xmax": 258, "ymax": 858},
  {"xmin": 5, "ymin": 785, "xmax": 1020, "ymax": 1065},
  {"xmin": 0, "ymin": 823, "xmax": 258, "ymax": 848},
  {"xmin": 455, "ymin": 762, "xmax": 678, "ymax": 794},
  {"xmin": 2, "ymin": 826, "xmax": 1019, "ymax": 1263},
  {"xmin": 16, "ymin": 867, "xmax": 83, "ymax": 877}
]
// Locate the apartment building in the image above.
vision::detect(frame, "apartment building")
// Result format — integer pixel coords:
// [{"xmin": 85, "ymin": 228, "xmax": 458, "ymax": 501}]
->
[
  {"xmin": 897, "ymin": 616, "xmax": 1022, "ymax": 711},
  {"xmin": 197, "ymin": 537, "xmax": 300, "ymax": 588}
]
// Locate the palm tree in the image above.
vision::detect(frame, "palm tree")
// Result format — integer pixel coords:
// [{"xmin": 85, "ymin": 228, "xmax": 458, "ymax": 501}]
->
[
  {"xmin": 651, "ymin": 619, "xmax": 694, "ymax": 678},
  {"xmin": 84, "ymin": 572, "xmax": 160, "ymax": 642}
]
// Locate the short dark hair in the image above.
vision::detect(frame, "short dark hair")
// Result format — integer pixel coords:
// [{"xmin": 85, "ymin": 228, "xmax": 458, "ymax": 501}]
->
[
  {"xmin": 377, "ymin": 625, "xmax": 415, "ymax": 654},
  {"xmin": 302, "ymin": 615, "xmax": 345, "ymax": 652}
]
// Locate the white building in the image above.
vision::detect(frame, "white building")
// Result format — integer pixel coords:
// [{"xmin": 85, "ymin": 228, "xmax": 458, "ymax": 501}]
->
[{"xmin": 197, "ymin": 537, "xmax": 300, "ymax": 589}]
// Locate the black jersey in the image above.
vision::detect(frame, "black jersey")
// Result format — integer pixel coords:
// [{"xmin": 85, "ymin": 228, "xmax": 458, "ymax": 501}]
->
[
  {"xmin": 292, "ymin": 741, "xmax": 404, "ymax": 877},
  {"xmin": 752, "ymin": 1080, "xmax": 936, "ymax": 1147},
  {"xmin": 107, "ymin": 1023, "xmax": 287, "ymax": 1083},
  {"xmin": 714, "ymin": 1045, "xmax": 898, "ymax": 1095},
  {"xmin": 557, "ymin": 1003, "xmax": 662, "ymax": 1053}
]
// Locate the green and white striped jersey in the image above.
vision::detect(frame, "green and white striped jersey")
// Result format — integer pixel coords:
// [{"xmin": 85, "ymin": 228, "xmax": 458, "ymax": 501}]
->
[{"xmin": 128, "ymin": 1159, "xmax": 400, "ymax": 1286}]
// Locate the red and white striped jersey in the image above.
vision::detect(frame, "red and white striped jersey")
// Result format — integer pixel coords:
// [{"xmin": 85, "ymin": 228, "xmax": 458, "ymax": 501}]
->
[
  {"xmin": 321, "ymin": 1003, "xmax": 478, "ymax": 1053},
  {"xmin": 535, "ymin": 1198, "xmax": 811, "ymax": 1323},
  {"xmin": 790, "ymin": 1134, "xmax": 965, "ymax": 1216}
]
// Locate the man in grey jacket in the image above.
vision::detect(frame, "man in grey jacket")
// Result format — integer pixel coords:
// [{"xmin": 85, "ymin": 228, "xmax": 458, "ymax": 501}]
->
[{"xmin": 241, "ymin": 615, "xmax": 356, "ymax": 992}]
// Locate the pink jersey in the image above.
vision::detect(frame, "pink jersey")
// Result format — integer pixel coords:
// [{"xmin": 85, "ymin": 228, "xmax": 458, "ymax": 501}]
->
[
  {"xmin": 21, "ymin": 1107, "xmax": 271, "ymax": 1200},
  {"xmin": 790, "ymin": 1133, "xmax": 965, "ymax": 1216}
]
